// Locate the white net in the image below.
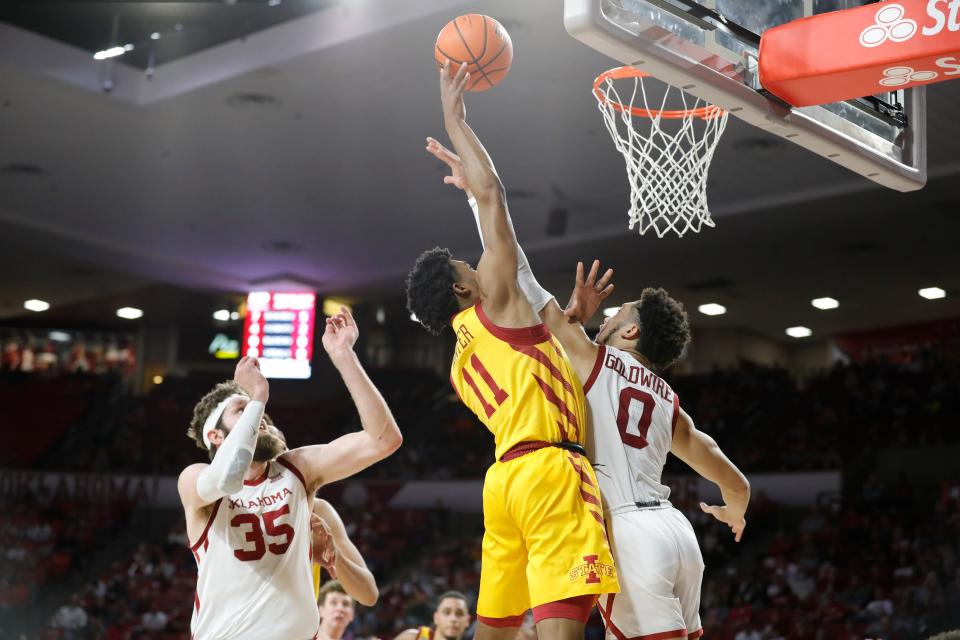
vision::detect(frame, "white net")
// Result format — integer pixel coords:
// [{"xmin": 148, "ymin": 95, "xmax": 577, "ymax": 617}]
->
[{"xmin": 594, "ymin": 67, "xmax": 728, "ymax": 238}]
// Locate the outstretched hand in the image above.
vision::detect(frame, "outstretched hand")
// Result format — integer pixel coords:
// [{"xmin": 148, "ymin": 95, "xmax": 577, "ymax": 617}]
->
[
  {"xmin": 700, "ymin": 502, "xmax": 746, "ymax": 543},
  {"xmin": 322, "ymin": 307, "xmax": 359, "ymax": 360},
  {"xmin": 563, "ymin": 260, "xmax": 615, "ymax": 325},
  {"xmin": 426, "ymin": 136, "xmax": 471, "ymax": 197},
  {"xmin": 439, "ymin": 59, "xmax": 469, "ymax": 122}
]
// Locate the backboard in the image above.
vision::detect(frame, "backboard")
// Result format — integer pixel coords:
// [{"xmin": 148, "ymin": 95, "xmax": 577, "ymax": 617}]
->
[{"xmin": 565, "ymin": 0, "xmax": 927, "ymax": 191}]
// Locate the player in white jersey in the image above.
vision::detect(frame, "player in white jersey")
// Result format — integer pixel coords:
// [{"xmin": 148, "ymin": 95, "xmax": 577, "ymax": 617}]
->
[
  {"xmin": 427, "ymin": 139, "xmax": 751, "ymax": 640},
  {"xmin": 178, "ymin": 307, "xmax": 403, "ymax": 640}
]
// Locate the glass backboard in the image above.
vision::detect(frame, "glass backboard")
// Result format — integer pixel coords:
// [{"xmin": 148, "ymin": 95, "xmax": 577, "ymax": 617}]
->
[{"xmin": 565, "ymin": 0, "xmax": 926, "ymax": 191}]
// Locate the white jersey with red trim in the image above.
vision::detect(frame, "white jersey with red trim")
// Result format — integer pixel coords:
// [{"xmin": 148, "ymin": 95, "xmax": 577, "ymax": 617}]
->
[
  {"xmin": 582, "ymin": 345, "xmax": 679, "ymax": 510},
  {"xmin": 189, "ymin": 456, "xmax": 318, "ymax": 640}
]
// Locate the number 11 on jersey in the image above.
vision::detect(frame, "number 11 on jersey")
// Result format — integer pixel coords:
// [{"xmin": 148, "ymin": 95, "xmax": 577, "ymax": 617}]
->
[{"xmin": 461, "ymin": 354, "xmax": 508, "ymax": 418}]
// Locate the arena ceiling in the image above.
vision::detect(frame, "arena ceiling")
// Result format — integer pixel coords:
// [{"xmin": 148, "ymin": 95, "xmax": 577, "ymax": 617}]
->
[{"xmin": 1, "ymin": 0, "xmax": 958, "ymax": 341}]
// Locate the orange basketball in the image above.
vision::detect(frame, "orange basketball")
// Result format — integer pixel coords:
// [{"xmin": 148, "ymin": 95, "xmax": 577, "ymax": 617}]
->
[{"xmin": 434, "ymin": 14, "xmax": 513, "ymax": 92}]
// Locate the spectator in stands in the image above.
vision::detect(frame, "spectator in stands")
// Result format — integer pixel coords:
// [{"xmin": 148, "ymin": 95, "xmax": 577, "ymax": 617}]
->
[{"xmin": 50, "ymin": 595, "xmax": 88, "ymax": 636}]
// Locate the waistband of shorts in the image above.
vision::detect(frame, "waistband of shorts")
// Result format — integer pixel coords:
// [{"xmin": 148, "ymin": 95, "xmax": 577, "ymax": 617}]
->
[
  {"xmin": 499, "ymin": 440, "xmax": 586, "ymax": 462},
  {"xmin": 607, "ymin": 499, "xmax": 671, "ymax": 515}
]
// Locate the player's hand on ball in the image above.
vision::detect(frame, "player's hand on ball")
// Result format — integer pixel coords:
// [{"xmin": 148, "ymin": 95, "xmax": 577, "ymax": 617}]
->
[
  {"xmin": 322, "ymin": 306, "xmax": 359, "ymax": 359},
  {"xmin": 700, "ymin": 502, "xmax": 746, "ymax": 543},
  {"xmin": 564, "ymin": 260, "xmax": 615, "ymax": 324},
  {"xmin": 234, "ymin": 356, "xmax": 269, "ymax": 402},
  {"xmin": 440, "ymin": 60, "xmax": 469, "ymax": 121},
  {"xmin": 425, "ymin": 136, "xmax": 471, "ymax": 196}
]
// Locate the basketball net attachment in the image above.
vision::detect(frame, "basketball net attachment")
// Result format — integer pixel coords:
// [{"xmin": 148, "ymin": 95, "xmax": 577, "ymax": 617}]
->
[{"xmin": 593, "ymin": 67, "xmax": 728, "ymax": 238}]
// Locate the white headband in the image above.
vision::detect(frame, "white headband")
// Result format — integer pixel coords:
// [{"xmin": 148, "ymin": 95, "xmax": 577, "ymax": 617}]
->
[{"xmin": 202, "ymin": 394, "xmax": 248, "ymax": 449}]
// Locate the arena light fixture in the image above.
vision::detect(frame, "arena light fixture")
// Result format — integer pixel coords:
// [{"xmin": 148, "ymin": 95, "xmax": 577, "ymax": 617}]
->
[
  {"xmin": 116, "ymin": 307, "xmax": 143, "ymax": 320},
  {"xmin": 153, "ymin": 375, "xmax": 164, "ymax": 385},
  {"xmin": 23, "ymin": 299, "xmax": 50, "ymax": 312},
  {"xmin": 409, "ymin": 312, "xmax": 419, "ymax": 323},
  {"xmin": 93, "ymin": 46, "xmax": 126, "ymax": 60},
  {"xmin": 918, "ymin": 287, "xmax": 946, "ymax": 300},
  {"xmin": 698, "ymin": 303, "xmax": 726, "ymax": 316},
  {"xmin": 212, "ymin": 309, "xmax": 230, "ymax": 322},
  {"xmin": 150, "ymin": 32, "xmax": 161, "ymax": 40},
  {"xmin": 785, "ymin": 326, "xmax": 812, "ymax": 338},
  {"xmin": 48, "ymin": 331, "xmax": 70, "ymax": 342},
  {"xmin": 603, "ymin": 307, "xmax": 618, "ymax": 318},
  {"xmin": 230, "ymin": 311, "xmax": 240, "ymax": 321},
  {"xmin": 811, "ymin": 297, "xmax": 839, "ymax": 310}
]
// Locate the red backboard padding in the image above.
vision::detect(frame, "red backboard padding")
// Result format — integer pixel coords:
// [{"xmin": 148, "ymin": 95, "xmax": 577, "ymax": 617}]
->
[{"xmin": 759, "ymin": 0, "xmax": 960, "ymax": 107}]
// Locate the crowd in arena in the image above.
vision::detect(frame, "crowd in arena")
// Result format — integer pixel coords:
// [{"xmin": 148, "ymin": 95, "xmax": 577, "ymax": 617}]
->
[
  {"xmin": 35, "ymin": 476, "xmax": 960, "ymax": 639},
  {"xmin": 4, "ymin": 350, "xmax": 957, "ymax": 638},
  {"xmin": 0, "ymin": 500, "xmax": 131, "ymax": 623},
  {"xmin": 24, "ymin": 350, "xmax": 959, "ymax": 482},
  {"xmin": 0, "ymin": 331, "xmax": 136, "ymax": 377}
]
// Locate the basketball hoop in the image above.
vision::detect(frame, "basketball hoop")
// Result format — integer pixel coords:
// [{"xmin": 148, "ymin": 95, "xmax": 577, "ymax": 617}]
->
[{"xmin": 593, "ymin": 66, "xmax": 728, "ymax": 238}]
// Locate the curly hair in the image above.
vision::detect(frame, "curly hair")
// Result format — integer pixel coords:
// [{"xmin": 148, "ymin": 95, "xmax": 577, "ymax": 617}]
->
[
  {"xmin": 186, "ymin": 380, "xmax": 247, "ymax": 459},
  {"xmin": 406, "ymin": 246, "xmax": 460, "ymax": 336},
  {"xmin": 635, "ymin": 287, "xmax": 690, "ymax": 370}
]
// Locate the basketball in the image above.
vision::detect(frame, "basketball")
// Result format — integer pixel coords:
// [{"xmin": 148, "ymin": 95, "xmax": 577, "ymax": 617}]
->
[{"xmin": 434, "ymin": 14, "xmax": 513, "ymax": 92}]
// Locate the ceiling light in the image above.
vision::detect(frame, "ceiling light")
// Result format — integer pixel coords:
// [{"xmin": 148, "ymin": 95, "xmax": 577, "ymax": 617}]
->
[
  {"xmin": 410, "ymin": 313, "xmax": 419, "ymax": 322},
  {"xmin": 152, "ymin": 375, "xmax": 164, "ymax": 385},
  {"xmin": 698, "ymin": 303, "xmax": 726, "ymax": 316},
  {"xmin": 786, "ymin": 326, "xmax": 812, "ymax": 338},
  {"xmin": 811, "ymin": 297, "xmax": 839, "ymax": 310},
  {"xmin": 230, "ymin": 311, "xmax": 240, "ymax": 320},
  {"xmin": 212, "ymin": 309, "xmax": 230, "ymax": 322},
  {"xmin": 116, "ymin": 307, "xmax": 143, "ymax": 320},
  {"xmin": 150, "ymin": 32, "xmax": 161, "ymax": 40},
  {"xmin": 268, "ymin": 0, "xmax": 282, "ymax": 6},
  {"xmin": 48, "ymin": 331, "xmax": 70, "ymax": 342},
  {"xmin": 93, "ymin": 46, "xmax": 126, "ymax": 60},
  {"xmin": 603, "ymin": 307, "xmax": 618, "ymax": 318},
  {"xmin": 123, "ymin": 43, "xmax": 135, "ymax": 51},
  {"xmin": 24, "ymin": 299, "xmax": 50, "ymax": 312},
  {"xmin": 918, "ymin": 286, "xmax": 946, "ymax": 300}
]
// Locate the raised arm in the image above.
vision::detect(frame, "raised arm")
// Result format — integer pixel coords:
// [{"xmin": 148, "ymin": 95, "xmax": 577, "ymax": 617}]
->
[
  {"xmin": 312, "ymin": 499, "xmax": 378, "ymax": 606},
  {"xmin": 439, "ymin": 61, "xmax": 530, "ymax": 322},
  {"xmin": 426, "ymin": 136, "xmax": 607, "ymax": 381},
  {"xmin": 671, "ymin": 408, "xmax": 750, "ymax": 542},
  {"xmin": 282, "ymin": 308, "xmax": 402, "ymax": 490}
]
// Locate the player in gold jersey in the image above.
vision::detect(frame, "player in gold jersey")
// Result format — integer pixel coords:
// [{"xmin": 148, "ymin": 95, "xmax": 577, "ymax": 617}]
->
[
  {"xmin": 393, "ymin": 591, "xmax": 472, "ymax": 640},
  {"xmin": 406, "ymin": 61, "xmax": 618, "ymax": 640}
]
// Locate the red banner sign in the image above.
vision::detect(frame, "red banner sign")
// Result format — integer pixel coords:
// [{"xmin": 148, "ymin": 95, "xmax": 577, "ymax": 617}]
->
[{"xmin": 760, "ymin": 0, "xmax": 960, "ymax": 106}]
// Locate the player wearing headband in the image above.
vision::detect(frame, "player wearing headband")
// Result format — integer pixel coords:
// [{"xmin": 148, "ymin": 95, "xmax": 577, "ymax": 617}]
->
[{"xmin": 178, "ymin": 307, "xmax": 403, "ymax": 640}]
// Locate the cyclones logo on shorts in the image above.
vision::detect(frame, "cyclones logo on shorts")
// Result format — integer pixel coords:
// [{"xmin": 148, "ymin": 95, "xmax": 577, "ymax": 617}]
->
[{"xmin": 569, "ymin": 554, "xmax": 616, "ymax": 584}]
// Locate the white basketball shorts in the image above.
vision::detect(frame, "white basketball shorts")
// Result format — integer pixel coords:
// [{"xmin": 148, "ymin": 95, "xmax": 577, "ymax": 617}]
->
[{"xmin": 598, "ymin": 505, "xmax": 704, "ymax": 640}]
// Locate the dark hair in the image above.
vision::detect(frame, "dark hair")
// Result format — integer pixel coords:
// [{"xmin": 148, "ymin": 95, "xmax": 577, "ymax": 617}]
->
[
  {"xmin": 635, "ymin": 287, "xmax": 690, "ymax": 370},
  {"xmin": 406, "ymin": 247, "xmax": 460, "ymax": 336},
  {"xmin": 187, "ymin": 380, "xmax": 246, "ymax": 459},
  {"xmin": 318, "ymin": 580, "xmax": 352, "ymax": 607},
  {"xmin": 435, "ymin": 590, "xmax": 470, "ymax": 611}
]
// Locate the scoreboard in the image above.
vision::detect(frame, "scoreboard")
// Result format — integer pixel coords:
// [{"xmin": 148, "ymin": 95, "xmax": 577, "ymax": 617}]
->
[{"xmin": 242, "ymin": 291, "xmax": 316, "ymax": 379}]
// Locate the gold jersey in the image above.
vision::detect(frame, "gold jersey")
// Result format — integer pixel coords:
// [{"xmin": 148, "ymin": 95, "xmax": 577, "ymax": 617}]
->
[{"xmin": 449, "ymin": 303, "xmax": 587, "ymax": 460}]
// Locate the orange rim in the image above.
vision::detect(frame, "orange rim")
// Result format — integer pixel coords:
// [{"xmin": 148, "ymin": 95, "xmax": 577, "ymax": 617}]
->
[{"xmin": 593, "ymin": 66, "xmax": 725, "ymax": 120}]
